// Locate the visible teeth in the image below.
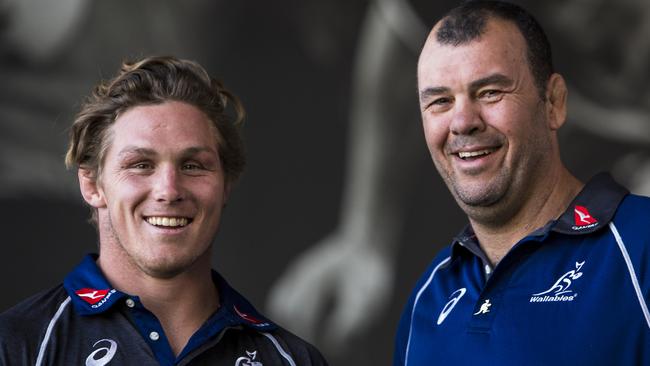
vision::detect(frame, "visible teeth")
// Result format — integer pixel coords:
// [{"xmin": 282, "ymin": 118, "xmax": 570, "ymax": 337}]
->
[
  {"xmin": 458, "ymin": 149, "xmax": 494, "ymax": 159},
  {"xmin": 146, "ymin": 217, "xmax": 188, "ymax": 227}
]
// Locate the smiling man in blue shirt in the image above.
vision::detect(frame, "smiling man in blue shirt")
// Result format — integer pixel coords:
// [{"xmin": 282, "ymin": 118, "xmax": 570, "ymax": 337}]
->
[
  {"xmin": 0, "ymin": 56, "xmax": 327, "ymax": 366},
  {"xmin": 394, "ymin": 1, "xmax": 650, "ymax": 365}
]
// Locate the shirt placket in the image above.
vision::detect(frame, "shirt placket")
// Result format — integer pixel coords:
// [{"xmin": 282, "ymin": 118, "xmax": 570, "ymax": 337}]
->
[{"xmin": 123, "ymin": 296, "xmax": 176, "ymax": 366}]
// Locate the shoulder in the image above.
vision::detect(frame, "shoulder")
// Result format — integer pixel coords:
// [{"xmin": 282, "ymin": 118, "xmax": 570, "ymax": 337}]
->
[
  {"xmin": 212, "ymin": 272, "xmax": 328, "ymax": 364},
  {"xmin": 0, "ymin": 285, "xmax": 70, "ymax": 363},
  {"xmin": 398, "ymin": 245, "xmax": 454, "ymax": 311},
  {"xmin": 615, "ymin": 193, "xmax": 650, "ymax": 219},
  {"xmin": 261, "ymin": 326, "xmax": 329, "ymax": 366},
  {"xmin": 429, "ymin": 246, "xmax": 454, "ymax": 270},
  {"xmin": 609, "ymin": 193, "xmax": 650, "ymax": 240},
  {"xmin": 397, "ymin": 245, "xmax": 454, "ymax": 319},
  {"xmin": 412, "ymin": 245, "xmax": 454, "ymax": 291},
  {"xmin": 398, "ymin": 244, "xmax": 455, "ymax": 320},
  {"xmin": 393, "ymin": 245, "xmax": 453, "ymax": 363},
  {"xmin": 0, "ymin": 285, "xmax": 70, "ymax": 333}
]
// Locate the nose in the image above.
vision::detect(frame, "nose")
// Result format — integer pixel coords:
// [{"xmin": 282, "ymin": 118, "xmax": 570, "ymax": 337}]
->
[
  {"xmin": 153, "ymin": 165, "xmax": 184, "ymax": 203},
  {"xmin": 449, "ymin": 98, "xmax": 485, "ymax": 136}
]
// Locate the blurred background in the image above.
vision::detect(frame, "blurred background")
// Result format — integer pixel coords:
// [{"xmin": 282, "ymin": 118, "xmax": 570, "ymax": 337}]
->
[{"xmin": 1, "ymin": 0, "xmax": 648, "ymax": 365}]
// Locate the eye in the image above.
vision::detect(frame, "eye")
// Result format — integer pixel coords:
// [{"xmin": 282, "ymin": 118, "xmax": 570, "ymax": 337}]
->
[
  {"xmin": 132, "ymin": 162, "xmax": 152, "ymax": 170},
  {"xmin": 425, "ymin": 97, "xmax": 453, "ymax": 112},
  {"xmin": 182, "ymin": 162, "xmax": 203, "ymax": 171},
  {"xmin": 478, "ymin": 89, "xmax": 503, "ymax": 102}
]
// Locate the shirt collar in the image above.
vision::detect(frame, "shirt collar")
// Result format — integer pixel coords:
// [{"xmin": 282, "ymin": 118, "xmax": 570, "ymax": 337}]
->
[
  {"xmin": 451, "ymin": 172, "xmax": 629, "ymax": 259},
  {"xmin": 210, "ymin": 271, "xmax": 276, "ymax": 331},
  {"xmin": 551, "ymin": 172, "xmax": 628, "ymax": 234},
  {"xmin": 63, "ymin": 254, "xmax": 124, "ymax": 315},
  {"xmin": 63, "ymin": 254, "xmax": 276, "ymax": 331},
  {"xmin": 451, "ymin": 225, "xmax": 486, "ymax": 263}
]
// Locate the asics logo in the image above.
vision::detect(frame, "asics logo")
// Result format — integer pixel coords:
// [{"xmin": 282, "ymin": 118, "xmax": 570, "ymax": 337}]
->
[
  {"xmin": 437, "ymin": 288, "xmax": 466, "ymax": 325},
  {"xmin": 86, "ymin": 339, "xmax": 117, "ymax": 366}
]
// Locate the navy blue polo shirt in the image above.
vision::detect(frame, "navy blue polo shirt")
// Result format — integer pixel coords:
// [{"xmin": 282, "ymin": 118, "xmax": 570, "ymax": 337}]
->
[
  {"xmin": 0, "ymin": 255, "xmax": 327, "ymax": 365},
  {"xmin": 394, "ymin": 173, "xmax": 650, "ymax": 365}
]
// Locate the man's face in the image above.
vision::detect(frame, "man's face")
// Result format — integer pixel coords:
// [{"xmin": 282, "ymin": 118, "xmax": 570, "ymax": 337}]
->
[
  {"xmin": 89, "ymin": 101, "xmax": 227, "ymax": 278},
  {"xmin": 417, "ymin": 19, "xmax": 556, "ymax": 223}
]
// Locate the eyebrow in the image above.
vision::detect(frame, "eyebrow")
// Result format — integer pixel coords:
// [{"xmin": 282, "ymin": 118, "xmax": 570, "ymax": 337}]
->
[
  {"xmin": 468, "ymin": 73, "xmax": 513, "ymax": 93},
  {"xmin": 180, "ymin": 146, "xmax": 218, "ymax": 157},
  {"xmin": 419, "ymin": 86, "xmax": 451, "ymax": 103},
  {"xmin": 419, "ymin": 73, "xmax": 514, "ymax": 102},
  {"xmin": 118, "ymin": 147, "xmax": 155, "ymax": 159},
  {"xmin": 117, "ymin": 146, "xmax": 218, "ymax": 159}
]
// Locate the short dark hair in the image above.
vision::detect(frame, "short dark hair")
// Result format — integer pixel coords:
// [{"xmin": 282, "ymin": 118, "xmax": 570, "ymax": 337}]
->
[
  {"xmin": 435, "ymin": 1, "xmax": 553, "ymax": 97},
  {"xmin": 66, "ymin": 56, "xmax": 246, "ymax": 225}
]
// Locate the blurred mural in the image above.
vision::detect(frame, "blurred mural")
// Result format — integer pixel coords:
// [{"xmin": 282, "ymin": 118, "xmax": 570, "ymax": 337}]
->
[{"xmin": 0, "ymin": 0, "xmax": 648, "ymax": 365}]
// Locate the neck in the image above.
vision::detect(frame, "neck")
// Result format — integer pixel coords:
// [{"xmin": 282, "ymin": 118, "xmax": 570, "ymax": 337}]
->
[
  {"xmin": 97, "ymin": 246, "xmax": 219, "ymax": 356},
  {"xmin": 469, "ymin": 167, "xmax": 583, "ymax": 266}
]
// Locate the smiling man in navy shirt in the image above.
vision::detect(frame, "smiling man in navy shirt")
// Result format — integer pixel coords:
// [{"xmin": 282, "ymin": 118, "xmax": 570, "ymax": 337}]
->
[
  {"xmin": 394, "ymin": 1, "xmax": 650, "ymax": 365},
  {"xmin": 0, "ymin": 56, "xmax": 327, "ymax": 366}
]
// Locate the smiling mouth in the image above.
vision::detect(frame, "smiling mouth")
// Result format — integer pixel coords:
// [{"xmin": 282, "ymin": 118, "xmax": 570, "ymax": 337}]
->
[
  {"xmin": 145, "ymin": 216, "xmax": 192, "ymax": 228},
  {"xmin": 457, "ymin": 147, "xmax": 499, "ymax": 160}
]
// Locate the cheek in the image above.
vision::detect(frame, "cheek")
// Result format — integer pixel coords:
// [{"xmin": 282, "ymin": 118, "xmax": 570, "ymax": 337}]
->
[
  {"xmin": 483, "ymin": 105, "xmax": 527, "ymax": 141},
  {"xmin": 422, "ymin": 117, "xmax": 448, "ymax": 155},
  {"xmin": 195, "ymin": 180, "xmax": 227, "ymax": 206},
  {"xmin": 104, "ymin": 178, "xmax": 149, "ymax": 210}
]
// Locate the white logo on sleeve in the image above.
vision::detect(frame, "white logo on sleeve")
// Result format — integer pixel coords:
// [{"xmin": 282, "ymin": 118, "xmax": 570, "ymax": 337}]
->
[
  {"xmin": 86, "ymin": 339, "xmax": 117, "ymax": 366},
  {"xmin": 530, "ymin": 261, "xmax": 585, "ymax": 302},
  {"xmin": 473, "ymin": 299, "xmax": 492, "ymax": 315},
  {"xmin": 235, "ymin": 350, "xmax": 263, "ymax": 366},
  {"xmin": 437, "ymin": 288, "xmax": 466, "ymax": 325}
]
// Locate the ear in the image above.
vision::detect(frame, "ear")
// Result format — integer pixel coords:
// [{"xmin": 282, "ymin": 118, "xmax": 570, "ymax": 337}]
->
[
  {"xmin": 78, "ymin": 169, "xmax": 107, "ymax": 208},
  {"xmin": 544, "ymin": 73, "xmax": 568, "ymax": 131}
]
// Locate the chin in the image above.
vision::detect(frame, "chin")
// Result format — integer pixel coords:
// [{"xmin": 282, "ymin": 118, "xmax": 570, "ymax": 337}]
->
[
  {"xmin": 136, "ymin": 252, "xmax": 203, "ymax": 279},
  {"xmin": 457, "ymin": 191, "xmax": 499, "ymax": 207},
  {"xmin": 453, "ymin": 182, "xmax": 505, "ymax": 207},
  {"xmin": 459, "ymin": 188, "xmax": 525, "ymax": 227},
  {"xmin": 135, "ymin": 261, "xmax": 184, "ymax": 279},
  {"xmin": 454, "ymin": 170, "xmax": 512, "ymax": 204}
]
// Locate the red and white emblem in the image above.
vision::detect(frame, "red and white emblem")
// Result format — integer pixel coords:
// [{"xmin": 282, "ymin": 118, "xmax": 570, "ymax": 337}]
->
[
  {"xmin": 574, "ymin": 205, "xmax": 597, "ymax": 226},
  {"xmin": 75, "ymin": 288, "xmax": 109, "ymax": 305},
  {"xmin": 234, "ymin": 305, "xmax": 264, "ymax": 325}
]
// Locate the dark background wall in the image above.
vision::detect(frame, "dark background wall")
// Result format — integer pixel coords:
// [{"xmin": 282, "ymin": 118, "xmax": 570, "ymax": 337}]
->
[{"xmin": 1, "ymin": 1, "xmax": 649, "ymax": 365}]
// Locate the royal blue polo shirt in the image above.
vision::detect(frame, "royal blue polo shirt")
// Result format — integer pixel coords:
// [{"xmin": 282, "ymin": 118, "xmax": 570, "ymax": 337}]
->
[
  {"xmin": 394, "ymin": 173, "xmax": 650, "ymax": 365},
  {"xmin": 0, "ymin": 254, "xmax": 327, "ymax": 365}
]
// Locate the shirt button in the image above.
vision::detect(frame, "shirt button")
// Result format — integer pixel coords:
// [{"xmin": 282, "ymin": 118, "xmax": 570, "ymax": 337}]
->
[
  {"xmin": 149, "ymin": 331, "xmax": 160, "ymax": 341},
  {"xmin": 125, "ymin": 299, "xmax": 135, "ymax": 308},
  {"xmin": 484, "ymin": 265, "xmax": 492, "ymax": 275}
]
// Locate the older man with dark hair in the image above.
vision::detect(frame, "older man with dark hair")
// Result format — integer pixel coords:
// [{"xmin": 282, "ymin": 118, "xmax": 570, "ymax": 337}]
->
[
  {"xmin": 394, "ymin": 1, "xmax": 650, "ymax": 365},
  {"xmin": 0, "ymin": 56, "xmax": 327, "ymax": 366}
]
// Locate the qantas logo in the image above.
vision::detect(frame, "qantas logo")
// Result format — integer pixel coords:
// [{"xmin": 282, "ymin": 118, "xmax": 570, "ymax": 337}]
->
[
  {"xmin": 76, "ymin": 289, "xmax": 109, "ymax": 305},
  {"xmin": 572, "ymin": 206, "xmax": 598, "ymax": 230},
  {"xmin": 234, "ymin": 305, "xmax": 269, "ymax": 326},
  {"xmin": 76, "ymin": 288, "xmax": 117, "ymax": 308}
]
